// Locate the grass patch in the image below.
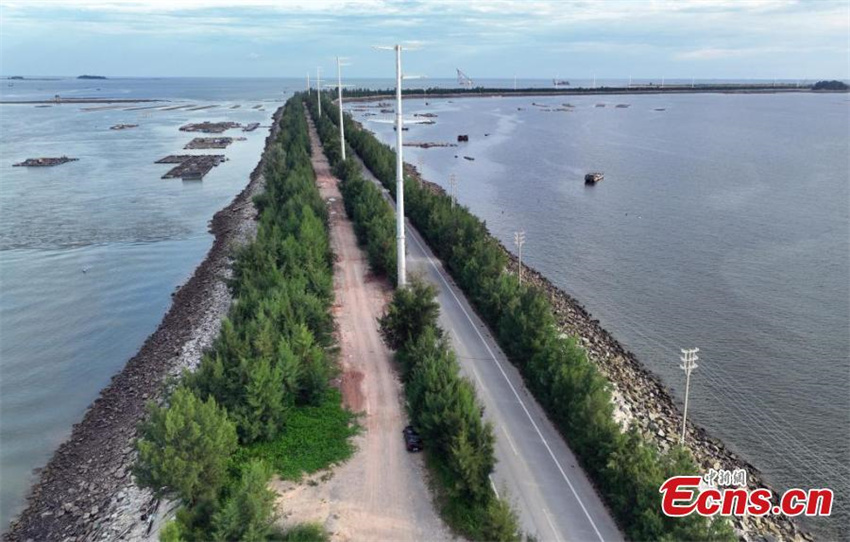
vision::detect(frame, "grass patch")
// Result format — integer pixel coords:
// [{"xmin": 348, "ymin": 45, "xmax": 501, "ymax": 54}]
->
[
  {"xmin": 275, "ymin": 522, "xmax": 330, "ymax": 542},
  {"xmin": 235, "ymin": 389, "xmax": 358, "ymax": 480}
]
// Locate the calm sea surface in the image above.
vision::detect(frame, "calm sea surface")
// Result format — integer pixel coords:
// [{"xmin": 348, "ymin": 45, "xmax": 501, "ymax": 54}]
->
[
  {"xmin": 352, "ymin": 92, "xmax": 850, "ymax": 537},
  {"xmin": 0, "ymin": 78, "xmax": 298, "ymax": 529},
  {"xmin": 1, "ymin": 78, "xmax": 848, "ymax": 537}
]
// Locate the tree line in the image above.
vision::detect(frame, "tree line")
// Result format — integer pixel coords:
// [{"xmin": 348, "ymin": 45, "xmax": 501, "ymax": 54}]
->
[
  {"xmin": 133, "ymin": 98, "xmax": 346, "ymax": 542},
  {"xmin": 316, "ymin": 92, "xmax": 734, "ymax": 541},
  {"xmin": 306, "ymin": 93, "xmax": 523, "ymax": 541},
  {"xmin": 306, "ymin": 97, "xmax": 398, "ymax": 284}
]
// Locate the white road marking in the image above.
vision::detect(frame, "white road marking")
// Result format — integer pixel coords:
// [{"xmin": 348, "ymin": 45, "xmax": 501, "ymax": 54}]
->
[
  {"xmin": 543, "ymin": 507, "xmax": 564, "ymax": 542},
  {"xmin": 406, "ymin": 228, "xmax": 605, "ymax": 542},
  {"xmin": 470, "ymin": 366, "xmax": 485, "ymax": 388},
  {"xmin": 502, "ymin": 424, "xmax": 520, "ymax": 456},
  {"xmin": 489, "ymin": 474, "xmax": 501, "ymax": 500}
]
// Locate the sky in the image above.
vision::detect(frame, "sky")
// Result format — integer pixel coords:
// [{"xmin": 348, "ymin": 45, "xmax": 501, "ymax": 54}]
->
[{"xmin": 0, "ymin": 0, "xmax": 847, "ymax": 80}]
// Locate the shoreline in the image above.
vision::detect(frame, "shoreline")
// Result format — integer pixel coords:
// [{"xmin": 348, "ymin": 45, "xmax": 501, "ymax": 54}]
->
[
  {"xmin": 501, "ymin": 247, "xmax": 810, "ymax": 541},
  {"xmin": 343, "ymin": 86, "xmax": 847, "ymax": 104},
  {"xmin": 407, "ymin": 165, "xmax": 811, "ymax": 541},
  {"xmin": 0, "ymin": 99, "xmax": 166, "ymax": 104},
  {"xmin": 3, "ymin": 106, "xmax": 283, "ymax": 542}
]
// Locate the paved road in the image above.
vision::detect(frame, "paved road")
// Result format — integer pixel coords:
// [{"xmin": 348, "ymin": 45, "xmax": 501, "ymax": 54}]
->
[{"xmin": 355, "ymin": 159, "xmax": 624, "ymax": 542}]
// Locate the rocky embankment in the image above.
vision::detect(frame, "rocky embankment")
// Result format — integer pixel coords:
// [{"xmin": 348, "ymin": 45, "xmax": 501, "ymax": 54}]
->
[
  {"xmin": 405, "ymin": 164, "xmax": 810, "ymax": 542},
  {"xmin": 499, "ymin": 248, "xmax": 811, "ymax": 542},
  {"xmin": 4, "ymin": 106, "xmax": 284, "ymax": 542}
]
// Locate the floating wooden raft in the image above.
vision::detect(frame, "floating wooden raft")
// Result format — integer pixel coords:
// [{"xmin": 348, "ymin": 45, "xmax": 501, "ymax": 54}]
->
[
  {"xmin": 156, "ymin": 154, "xmax": 226, "ymax": 180},
  {"xmin": 184, "ymin": 137, "xmax": 233, "ymax": 149},
  {"xmin": 13, "ymin": 156, "xmax": 78, "ymax": 167}
]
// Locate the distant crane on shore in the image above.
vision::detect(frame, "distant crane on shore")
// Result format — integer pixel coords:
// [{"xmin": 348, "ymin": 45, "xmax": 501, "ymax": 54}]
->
[
  {"xmin": 457, "ymin": 68, "xmax": 474, "ymax": 89},
  {"xmin": 679, "ymin": 347, "xmax": 700, "ymax": 445}
]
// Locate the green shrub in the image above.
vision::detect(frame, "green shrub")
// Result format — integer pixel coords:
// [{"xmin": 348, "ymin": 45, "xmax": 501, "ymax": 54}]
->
[
  {"xmin": 135, "ymin": 387, "xmax": 238, "ymax": 505},
  {"xmin": 278, "ymin": 523, "xmax": 329, "ymax": 542},
  {"xmin": 212, "ymin": 460, "xmax": 277, "ymax": 542},
  {"xmin": 377, "ymin": 277, "xmax": 440, "ymax": 351},
  {"xmin": 159, "ymin": 519, "xmax": 184, "ymax": 542}
]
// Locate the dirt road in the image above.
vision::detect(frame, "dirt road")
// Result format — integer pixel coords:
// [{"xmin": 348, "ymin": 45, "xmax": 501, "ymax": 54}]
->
[{"xmin": 270, "ymin": 114, "xmax": 453, "ymax": 542}]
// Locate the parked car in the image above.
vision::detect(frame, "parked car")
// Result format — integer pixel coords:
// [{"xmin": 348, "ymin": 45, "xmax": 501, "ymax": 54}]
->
[{"xmin": 403, "ymin": 425, "xmax": 423, "ymax": 452}]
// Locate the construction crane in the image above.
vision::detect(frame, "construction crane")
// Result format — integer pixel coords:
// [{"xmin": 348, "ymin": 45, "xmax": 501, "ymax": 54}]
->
[{"xmin": 457, "ymin": 68, "xmax": 474, "ymax": 89}]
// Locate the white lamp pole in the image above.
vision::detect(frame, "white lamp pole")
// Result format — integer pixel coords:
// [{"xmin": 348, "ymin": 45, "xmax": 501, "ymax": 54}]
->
[
  {"xmin": 514, "ymin": 230, "xmax": 526, "ymax": 285},
  {"xmin": 336, "ymin": 57, "xmax": 349, "ymax": 161},
  {"xmin": 374, "ymin": 44, "xmax": 424, "ymax": 287},
  {"xmin": 394, "ymin": 45, "xmax": 405, "ymax": 285},
  {"xmin": 679, "ymin": 348, "xmax": 700, "ymax": 445},
  {"xmin": 316, "ymin": 67, "xmax": 322, "ymax": 117}
]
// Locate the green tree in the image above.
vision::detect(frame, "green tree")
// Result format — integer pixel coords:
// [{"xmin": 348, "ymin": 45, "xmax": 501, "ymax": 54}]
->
[
  {"xmin": 135, "ymin": 387, "xmax": 238, "ymax": 505},
  {"xmin": 378, "ymin": 277, "xmax": 440, "ymax": 350},
  {"xmin": 212, "ymin": 460, "xmax": 277, "ymax": 542},
  {"xmin": 159, "ymin": 520, "xmax": 184, "ymax": 542},
  {"xmin": 482, "ymin": 497, "xmax": 523, "ymax": 542}
]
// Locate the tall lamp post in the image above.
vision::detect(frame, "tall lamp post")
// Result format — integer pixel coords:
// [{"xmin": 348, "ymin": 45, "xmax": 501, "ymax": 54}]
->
[
  {"xmin": 679, "ymin": 348, "xmax": 700, "ymax": 445},
  {"xmin": 316, "ymin": 67, "xmax": 323, "ymax": 117},
  {"xmin": 336, "ymin": 57, "xmax": 350, "ymax": 160},
  {"xmin": 374, "ymin": 44, "xmax": 420, "ymax": 287},
  {"xmin": 514, "ymin": 230, "xmax": 526, "ymax": 285}
]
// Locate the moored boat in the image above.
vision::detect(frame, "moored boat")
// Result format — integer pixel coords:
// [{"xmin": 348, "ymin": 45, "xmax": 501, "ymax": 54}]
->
[{"xmin": 585, "ymin": 172, "xmax": 604, "ymax": 184}]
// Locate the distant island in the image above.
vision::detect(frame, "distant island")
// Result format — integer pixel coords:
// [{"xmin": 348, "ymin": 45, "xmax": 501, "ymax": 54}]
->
[
  {"xmin": 77, "ymin": 75, "xmax": 107, "ymax": 80},
  {"xmin": 812, "ymin": 80, "xmax": 849, "ymax": 91}
]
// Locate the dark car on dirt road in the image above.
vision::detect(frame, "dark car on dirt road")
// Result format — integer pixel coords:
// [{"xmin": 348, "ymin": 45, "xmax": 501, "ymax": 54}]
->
[{"xmin": 403, "ymin": 425, "xmax": 423, "ymax": 452}]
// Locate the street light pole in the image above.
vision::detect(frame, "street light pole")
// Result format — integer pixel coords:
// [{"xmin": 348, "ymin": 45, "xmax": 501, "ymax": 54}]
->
[
  {"xmin": 374, "ymin": 43, "xmax": 423, "ymax": 287},
  {"xmin": 336, "ymin": 56, "xmax": 349, "ymax": 161},
  {"xmin": 514, "ymin": 230, "xmax": 526, "ymax": 285},
  {"xmin": 394, "ymin": 45, "xmax": 405, "ymax": 285},
  {"xmin": 316, "ymin": 67, "xmax": 322, "ymax": 117},
  {"xmin": 679, "ymin": 348, "xmax": 700, "ymax": 445}
]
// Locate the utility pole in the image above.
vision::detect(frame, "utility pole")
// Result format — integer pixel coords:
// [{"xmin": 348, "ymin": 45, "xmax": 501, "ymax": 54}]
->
[
  {"xmin": 307, "ymin": 72, "xmax": 311, "ymax": 95},
  {"xmin": 316, "ymin": 67, "xmax": 322, "ymax": 117},
  {"xmin": 679, "ymin": 348, "xmax": 700, "ymax": 445},
  {"xmin": 449, "ymin": 173, "xmax": 457, "ymax": 208},
  {"xmin": 628, "ymin": 74, "xmax": 632, "ymax": 89},
  {"xmin": 374, "ymin": 44, "xmax": 419, "ymax": 287},
  {"xmin": 514, "ymin": 230, "xmax": 526, "ymax": 285},
  {"xmin": 593, "ymin": 74, "xmax": 597, "ymax": 89},
  {"xmin": 393, "ymin": 46, "xmax": 404, "ymax": 285},
  {"xmin": 336, "ymin": 56, "xmax": 350, "ymax": 161}
]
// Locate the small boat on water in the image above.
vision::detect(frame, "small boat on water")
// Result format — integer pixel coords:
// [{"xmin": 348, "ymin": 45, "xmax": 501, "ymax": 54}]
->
[{"xmin": 585, "ymin": 172, "xmax": 604, "ymax": 184}]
